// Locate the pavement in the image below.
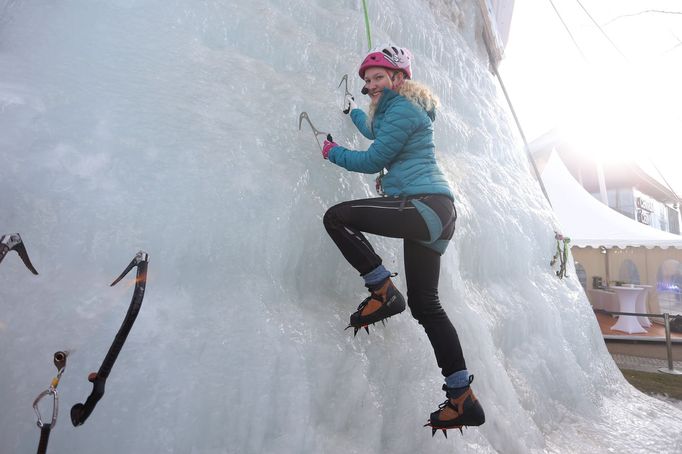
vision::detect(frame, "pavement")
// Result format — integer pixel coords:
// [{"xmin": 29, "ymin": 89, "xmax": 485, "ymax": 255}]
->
[{"xmin": 611, "ymin": 353, "xmax": 682, "ymax": 374}]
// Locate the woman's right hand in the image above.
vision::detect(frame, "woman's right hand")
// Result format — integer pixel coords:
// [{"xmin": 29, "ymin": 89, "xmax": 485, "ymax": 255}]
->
[{"xmin": 322, "ymin": 139, "xmax": 338, "ymax": 159}]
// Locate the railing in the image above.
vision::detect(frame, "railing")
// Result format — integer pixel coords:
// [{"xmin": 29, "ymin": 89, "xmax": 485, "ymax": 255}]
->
[{"xmin": 600, "ymin": 310, "xmax": 682, "ymax": 375}]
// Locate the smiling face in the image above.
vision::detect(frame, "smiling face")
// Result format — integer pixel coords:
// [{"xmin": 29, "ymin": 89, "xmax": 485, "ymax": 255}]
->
[{"xmin": 363, "ymin": 67, "xmax": 405, "ymax": 104}]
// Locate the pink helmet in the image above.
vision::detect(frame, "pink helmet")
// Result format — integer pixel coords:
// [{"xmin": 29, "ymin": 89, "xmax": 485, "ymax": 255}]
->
[{"xmin": 358, "ymin": 44, "xmax": 413, "ymax": 80}]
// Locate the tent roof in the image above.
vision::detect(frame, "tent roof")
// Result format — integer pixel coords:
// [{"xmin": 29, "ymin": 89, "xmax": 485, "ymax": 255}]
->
[{"xmin": 540, "ymin": 151, "xmax": 682, "ymax": 249}]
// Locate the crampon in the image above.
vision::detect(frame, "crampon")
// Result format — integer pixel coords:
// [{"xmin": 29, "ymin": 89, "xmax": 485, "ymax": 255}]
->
[
  {"xmin": 424, "ymin": 378, "xmax": 485, "ymax": 438},
  {"xmin": 344, "ymin": 278, "xmax": 405, "ymax": 336}
]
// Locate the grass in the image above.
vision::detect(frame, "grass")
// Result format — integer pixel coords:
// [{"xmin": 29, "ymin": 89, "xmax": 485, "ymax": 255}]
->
[{"xmin": 620, "ymin": 368, "xmax": 682, "ymax": 400}]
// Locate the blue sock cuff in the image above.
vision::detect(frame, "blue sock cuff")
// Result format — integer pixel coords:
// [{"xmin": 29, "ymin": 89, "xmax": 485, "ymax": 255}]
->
[
  {"xmin": 363, "ymin": 265, "xmax": 391, "ymax": 287},
  {"xmin": 445, "ymin": 369, "xmax": 470, "ymax": 389}
]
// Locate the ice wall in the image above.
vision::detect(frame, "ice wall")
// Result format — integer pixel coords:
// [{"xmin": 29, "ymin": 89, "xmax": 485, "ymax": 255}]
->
[{"xmin": 1, "ymin": 1, "xmax": 681, "ymax": 453}]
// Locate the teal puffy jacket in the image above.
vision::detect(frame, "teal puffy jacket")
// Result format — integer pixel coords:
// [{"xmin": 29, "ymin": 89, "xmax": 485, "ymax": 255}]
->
[{"xmin": 328, "ymin": 87, "xmax": 453, "ymax": 201}]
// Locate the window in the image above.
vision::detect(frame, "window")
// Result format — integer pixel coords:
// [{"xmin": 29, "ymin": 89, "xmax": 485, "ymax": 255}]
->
[
  {"xmin": 606, "ymin": 188, "xmax": 635, "ymax": 218},
  {"xmin": 668, "ymin": 206, "xmax": 680, "ymax": 235},
  {"xmin": 618, "ymin": 260, "xmax": 640, "ymax": 284},
  {"xmin": 656, "ymin": 259, "xmax": 682, "ymax": 316},
  {"xmin": 574, "ymin": 262, "xmax": 587, "ymax": 290}
]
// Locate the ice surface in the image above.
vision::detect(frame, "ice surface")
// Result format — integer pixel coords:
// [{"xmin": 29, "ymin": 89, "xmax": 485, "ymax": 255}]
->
[{"xmin": 1, "ymin": 1, "xmax": 681, "ymax": 453}]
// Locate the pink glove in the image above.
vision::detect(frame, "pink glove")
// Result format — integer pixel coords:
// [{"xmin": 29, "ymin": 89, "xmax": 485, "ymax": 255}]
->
[{"xmin": 322, "ymin": 139, "xmax": 338, "ymax": 159}]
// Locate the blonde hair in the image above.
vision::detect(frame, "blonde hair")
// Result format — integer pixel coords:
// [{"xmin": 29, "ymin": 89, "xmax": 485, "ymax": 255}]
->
[{"xmin": 367, "ymin": 79, "xmax": 440, "ymax": 124}]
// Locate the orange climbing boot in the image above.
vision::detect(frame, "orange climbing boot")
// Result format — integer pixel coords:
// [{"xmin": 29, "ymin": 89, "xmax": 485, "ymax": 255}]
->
[
  {"xmin": 345, "ymin": 277, "xmax": 405, "ymax": 336},
  {"xmin": 424, "ymin": 376, "xmax": 485, "ymax": 437}
]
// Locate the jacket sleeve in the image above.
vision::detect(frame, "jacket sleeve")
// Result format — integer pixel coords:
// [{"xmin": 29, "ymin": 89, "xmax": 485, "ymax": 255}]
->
[
  {"xmin": 350, "ymin": 108, "xmax": 374, "ymax": 139},
  {"xmin": 329, "ymin": 101, "xmax": 419, "ymax": 174}
]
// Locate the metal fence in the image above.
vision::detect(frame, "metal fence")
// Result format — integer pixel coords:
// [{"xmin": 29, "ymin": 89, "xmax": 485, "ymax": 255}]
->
[{"xmin": 600, "ymin": 310, "xmax": 682, "ymax": 375}]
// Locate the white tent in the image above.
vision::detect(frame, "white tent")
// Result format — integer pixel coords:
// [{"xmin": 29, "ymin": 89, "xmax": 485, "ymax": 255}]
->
[
  {"xmin": 541, "ymin": 150, "xmax": 682, "ymax": 249},
  {"xmin": 540, "ymin": 151, "xmax": 682, "ymax": 315}
]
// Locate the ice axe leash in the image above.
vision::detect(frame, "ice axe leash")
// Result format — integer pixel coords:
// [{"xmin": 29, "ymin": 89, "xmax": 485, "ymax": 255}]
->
[
  {"xmin": 70, "ymin": 251, "xmax": 149, "ymax": 427},
  {"xmin": 298, "ymin": 111, "xmax": 332, "ymax": 151},
  {"xmin": 33, "ymin": 351, "xmax": 68, "ymax": 454},
  {"xmin": 0, "ymin": 233, "xmax": 39, "ymax": 274}
]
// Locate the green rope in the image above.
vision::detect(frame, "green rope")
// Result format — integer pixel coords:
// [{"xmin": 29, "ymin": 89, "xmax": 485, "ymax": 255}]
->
[
  {"xmin": 361, "ymin": 0, "xmax": 372, "ymax": 50},
  {"xmin": 362, "ymin": 0, "xmax": 382, "ymax": 189}
]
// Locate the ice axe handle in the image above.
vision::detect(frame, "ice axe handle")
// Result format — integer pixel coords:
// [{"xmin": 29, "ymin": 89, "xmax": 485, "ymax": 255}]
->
[
  {"xmin": 70, "ymin": 374, "xmax": 105, "ymax": 426},
  {"xmin": 326, "ymin": 134, "xmax": 333, "ymax": 142}
]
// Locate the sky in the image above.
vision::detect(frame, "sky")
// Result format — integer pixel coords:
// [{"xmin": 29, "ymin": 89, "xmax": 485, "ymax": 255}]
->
[{"xmin": 500, "ymin": 0, "xmax": 682, "ymax": 195}]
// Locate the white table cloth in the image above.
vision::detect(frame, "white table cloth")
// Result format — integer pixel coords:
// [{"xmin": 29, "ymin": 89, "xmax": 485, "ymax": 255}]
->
[
  {"xmin": 634, "ymin": 285, "xmax": 653, "ymax": 328},
  {"xmin": 610, "ymin": 286, "xmax": 647, "ymax": 334}
]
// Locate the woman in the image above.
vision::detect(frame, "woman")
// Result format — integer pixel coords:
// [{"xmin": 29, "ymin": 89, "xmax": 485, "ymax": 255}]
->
[{"xmin": 321, "ymin": 45, "xmax": 485, "ymax": 435}]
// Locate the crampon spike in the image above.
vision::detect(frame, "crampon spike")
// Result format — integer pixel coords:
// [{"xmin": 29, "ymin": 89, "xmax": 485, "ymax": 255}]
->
[
  {"xmin": 364, "ymin": 326, "xmax": 370, "ymax": 334},
  {"xmin": 424, "ymin": 421, "xmax": 464, "ymax": 438}
]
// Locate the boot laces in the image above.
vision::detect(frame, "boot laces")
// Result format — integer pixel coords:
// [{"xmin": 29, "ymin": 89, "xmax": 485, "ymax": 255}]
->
[{"xmin": 356, "ymin": 292, "xmax": 383, "ymax": 311}]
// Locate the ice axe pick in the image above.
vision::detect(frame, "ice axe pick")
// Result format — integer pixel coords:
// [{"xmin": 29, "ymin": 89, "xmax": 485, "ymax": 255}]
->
[{"xmin": 298, "ymin": 112, "xmax": 332, "ymax": 151}]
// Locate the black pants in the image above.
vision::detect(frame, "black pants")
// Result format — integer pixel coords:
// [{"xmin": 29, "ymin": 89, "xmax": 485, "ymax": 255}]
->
[{"xmin": 323, "ymin": 195, "xmax": 466, "ymax": 377}]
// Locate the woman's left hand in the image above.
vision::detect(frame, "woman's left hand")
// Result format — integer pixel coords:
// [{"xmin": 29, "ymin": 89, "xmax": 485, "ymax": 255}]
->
[
  {"xmin": 322, "ymin": 139, "xmax": 338, "ymax": 159},
  {"xmin": 343, "ymin": 93, "xmax": 357, "ymax": 114}
]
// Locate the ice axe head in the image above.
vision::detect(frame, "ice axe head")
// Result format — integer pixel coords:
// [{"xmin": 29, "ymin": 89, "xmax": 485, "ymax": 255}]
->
[
  {"xmin": 338, "ymin": 74, "xmax": 349, "ymax": 92},
  {"xmin": 0, "ymin": 233, "xmax": 39, "ymax": 274},
  {"xmin": 110, "ymin": 250, "xmax": 149, "ymax": 286}
]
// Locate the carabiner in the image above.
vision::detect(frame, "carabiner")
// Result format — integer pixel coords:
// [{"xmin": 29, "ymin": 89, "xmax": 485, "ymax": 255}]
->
[
  {"xmin": 33, "ymin": 389, "xmax": 58, "ymax": 428},
  {"xmin": 33, "ymin": 351, "xmax": 68, "ymax": 428}
]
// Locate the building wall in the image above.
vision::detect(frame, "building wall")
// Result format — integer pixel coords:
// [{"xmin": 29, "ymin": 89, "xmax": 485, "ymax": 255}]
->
[{"xmin": 592, "ymin": 186, "xmax": 681, "ymax": 235}]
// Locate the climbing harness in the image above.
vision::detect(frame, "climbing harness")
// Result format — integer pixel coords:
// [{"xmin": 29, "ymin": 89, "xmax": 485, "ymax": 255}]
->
[
  {"xmin": 33, "ymin": 351, "xmax": 68, "ymax": 454},
  {"xmin": 550, "ymin": 232, "xmax": 571, "ymax": 279},
  {"xmin": 70, "ymin": 251, "xmax": 149, "ymax": 426},
  {"xmin": 338, "ymin": 74, "xmax": 354, "ymax": 114},
  {"xmin": 0, "ymin": 233, "xmax": 39, "ymax": 274},
  {"xmin": 298, "ymin": 111, "xmax": 333, "ymax": 151}
]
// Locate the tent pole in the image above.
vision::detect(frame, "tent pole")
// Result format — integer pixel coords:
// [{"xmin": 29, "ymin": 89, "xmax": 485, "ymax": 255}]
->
[{"xmin": 596, "ymin": 159, "xmax": 609, "ymax": 205}]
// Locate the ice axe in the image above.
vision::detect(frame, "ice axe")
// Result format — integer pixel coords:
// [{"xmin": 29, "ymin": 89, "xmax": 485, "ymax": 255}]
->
[
  {"xmin": 0, "ymin": 233, "xmax": 39, "ymax": 274},
  {"xmin": 338, "ymin": 74, "xmax": 354, "ymax": 114},
  {"xmin": 70, "ymin": 251, "xmax": 149, "ymax": 427},
  {"xmin": 298, "ymin": 111, "xmax": 332, "ymax": 151}
]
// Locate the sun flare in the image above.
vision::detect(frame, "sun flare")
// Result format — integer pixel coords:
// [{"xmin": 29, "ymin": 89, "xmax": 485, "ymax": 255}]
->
[{"xmin": 557, "ymin": 59, "xmax": 682, "ymax": 190}]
